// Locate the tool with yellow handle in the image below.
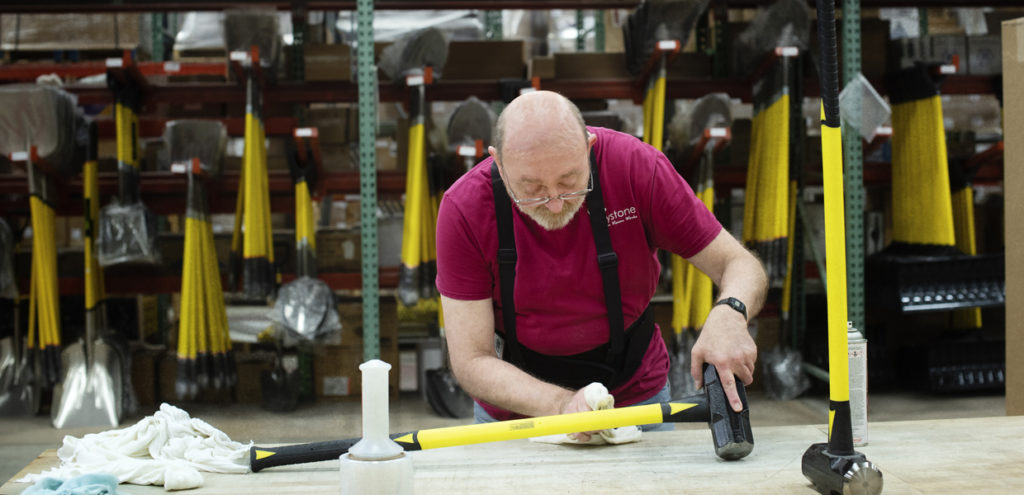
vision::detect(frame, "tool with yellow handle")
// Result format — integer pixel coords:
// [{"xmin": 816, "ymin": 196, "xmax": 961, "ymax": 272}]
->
[
  {"xmin": 251, "ymin": 365, "xmax": 751, "ymax": 472},
  {"xmin": 801, "ymin": 2, "xmax": 882, "ymax": 494}
]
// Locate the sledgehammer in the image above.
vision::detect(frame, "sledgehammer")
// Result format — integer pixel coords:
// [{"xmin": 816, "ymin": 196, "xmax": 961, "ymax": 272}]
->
[
  {"xmin": 250, "ymin": 365, "xmax": 752, "ymax": 472},
  {"xmin": 800, "ymin": 1, "xmax": 882, "ymax": 495}
]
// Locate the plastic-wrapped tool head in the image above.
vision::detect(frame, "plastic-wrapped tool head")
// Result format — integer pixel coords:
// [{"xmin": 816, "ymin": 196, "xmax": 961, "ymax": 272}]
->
[
  {"xmin": 446, "ymin": 96, "xmax": 496, "ymax": 151},
  {"xmin": 623, "ymin": 0, "xmax": 711, "ymax": 75},
  {"xmin": 379, "ymin": 27, "xmax": 450, "ymax": 82},
  {"xmin": 96, "ymin": 202, "xmax": 160, "ymax": 267},
  {"xmin": 734, "ymin": 0, "xmax": 811, "ymax": 76},
  {"xmin": 0, "ymin": 218, "xmax": 15, "ymax": 299},
  {"xmin": 269, "ymin": 276, "xmax": 341, "ymax": 342},
  {"xmin": 688, "ymin": 93, "xmax": 733, "ymax": 142},
  {"xmin": 0, "ymin": 84, "xmax": 86, "ymax": 177},
  {"xmin": 164, "ymin": 120, "xmax": 228, "ymax": 178},
  {"xmin": 224, "ymin": 9, "xmax": 281, "ymax": 69}
]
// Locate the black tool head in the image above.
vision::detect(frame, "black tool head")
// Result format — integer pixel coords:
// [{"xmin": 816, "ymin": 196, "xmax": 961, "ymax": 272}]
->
[
  {"xmin": 702, "ymin": 364, "xmax": 754, "ymax": 460},
  {"xmin": 802, "ymin": 443, "xmax": 883, "ymax": 495}
]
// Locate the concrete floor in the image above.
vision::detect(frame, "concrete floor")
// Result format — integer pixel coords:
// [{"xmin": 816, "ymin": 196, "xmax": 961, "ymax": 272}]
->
[{"xmin": 0, "ymin": 389, "xmax": 1005, "ymax": 485}]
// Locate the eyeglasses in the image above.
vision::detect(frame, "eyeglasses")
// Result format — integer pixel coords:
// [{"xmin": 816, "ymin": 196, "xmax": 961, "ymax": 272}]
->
[{"xmin": 507, "ymin": 170, "xmax": 593, "ymax": 207}]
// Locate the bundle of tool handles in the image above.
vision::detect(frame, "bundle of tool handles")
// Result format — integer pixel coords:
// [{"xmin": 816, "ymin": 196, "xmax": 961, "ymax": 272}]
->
[
  {"xmin": 173, "ymin": 122, "xmax": 236, "ymax": 400},
  {"xmin": 228, "ymin": 47, "xmax": 278, "ymax": 301}
]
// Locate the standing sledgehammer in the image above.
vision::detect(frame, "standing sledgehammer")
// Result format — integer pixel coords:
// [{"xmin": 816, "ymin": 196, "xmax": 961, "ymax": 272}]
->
[
  {"xmin": 250, "ymin": 365, "xmax": 752, "ymax": 472},
  {"xmin": 801, "ymin": 1, "xmax": 882, "ymax": 495}
]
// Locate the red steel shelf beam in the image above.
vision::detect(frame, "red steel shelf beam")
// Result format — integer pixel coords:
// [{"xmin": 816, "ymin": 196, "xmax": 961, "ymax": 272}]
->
[
  {"xmin": 15, "ymin": 268, "xmax": 401, "ymax": 295},
  {"xmin": 1, "ymin": 1, "xmax": 642, "ymax": 13},
  {"xmin": 0, "ymin": 61, "xmax": 227, "ymax": 82},
  {"xmin": 0, "ymin": 170, "xmax": 408, "ymax": 216}
]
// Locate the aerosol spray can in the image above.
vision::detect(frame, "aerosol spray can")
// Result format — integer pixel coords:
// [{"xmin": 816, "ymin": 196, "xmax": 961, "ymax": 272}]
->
[{"xmin": 847, "ymin": 321, "xmax": 869, "ymax": 446}]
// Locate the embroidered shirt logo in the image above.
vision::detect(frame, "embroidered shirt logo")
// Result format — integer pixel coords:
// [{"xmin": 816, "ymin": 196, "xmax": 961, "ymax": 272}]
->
[{"xmin": 606, "ymin": 206, "xmax": 638, "ymax": 227}]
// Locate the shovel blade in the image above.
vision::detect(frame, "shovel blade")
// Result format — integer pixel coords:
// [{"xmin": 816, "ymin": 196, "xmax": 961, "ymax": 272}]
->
[
  {"xmin": 51, "ymin": 340, "xmax": 122, "ymax": 429},
  {"xmin": 0, "ymin": 338, "xmax": 35, "ymax": 416}
]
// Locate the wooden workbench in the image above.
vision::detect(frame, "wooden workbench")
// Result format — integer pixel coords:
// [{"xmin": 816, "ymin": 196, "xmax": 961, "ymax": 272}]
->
[{"xmin": 3, "ymin": 416, "xmax": 1023, "ymax": 494}]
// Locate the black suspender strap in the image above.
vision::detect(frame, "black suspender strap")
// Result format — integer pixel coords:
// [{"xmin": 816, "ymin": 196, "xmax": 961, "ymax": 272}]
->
[
  {"xmin": 584, "ymin": 149, "xmax": 626, "ymax": 366},
  {"xmin": 491, "ymin": 161, "xmax": 524, "ymax": 365},
  {"xmin": 491, "ymin": 152, "xmax": 626, "ymax": 370}
]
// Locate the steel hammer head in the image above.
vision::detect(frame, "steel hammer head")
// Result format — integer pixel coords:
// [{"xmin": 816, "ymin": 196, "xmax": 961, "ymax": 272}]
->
[
  {"xmin": 703, "ymin": 365, "xmax": 754, "ymax": 460},
  {"xmin": 801, "ymin": 443, "xmax": 883, "ymax": 495}
]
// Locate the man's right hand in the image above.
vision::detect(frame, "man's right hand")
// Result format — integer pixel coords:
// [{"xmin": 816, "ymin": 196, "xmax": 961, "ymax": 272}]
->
[{"xmin": 560, "ymin": 387, "xmax": 600, "ymax": 442}]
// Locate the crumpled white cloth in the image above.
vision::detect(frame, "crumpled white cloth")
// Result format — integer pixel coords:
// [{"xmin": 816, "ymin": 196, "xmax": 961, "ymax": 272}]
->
[
  {"xmin": 18, "ymin": 403, "xmax": 252, "ymax": 491},
  {"xmin": 530, "ymin": 383, "xmax": 643, "ymax": 446}
]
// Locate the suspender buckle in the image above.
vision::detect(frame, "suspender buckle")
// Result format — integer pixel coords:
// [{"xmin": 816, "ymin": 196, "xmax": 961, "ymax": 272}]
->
[
  {"xmin": 498, "ymin": 248, "xmax": 518, "ymax": 265},
  {"xmin": 597, "ymin": 251, "xmax": 618, "ymax": 269}
]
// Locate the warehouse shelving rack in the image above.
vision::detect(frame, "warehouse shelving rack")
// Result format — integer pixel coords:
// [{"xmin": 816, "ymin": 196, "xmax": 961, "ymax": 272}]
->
[{"xmin": 0, "ymin": 0, "xmax": 1010, "ymax": 363}]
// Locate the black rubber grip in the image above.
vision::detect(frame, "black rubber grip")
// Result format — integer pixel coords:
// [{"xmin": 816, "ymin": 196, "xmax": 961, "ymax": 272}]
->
[
  {"xmin": 815, "ymin": 0, "xmax": 841, "ymax": 127},
  {"xmin": 250, "ymin": 438, "xmax": 360, "ymax": 472}
]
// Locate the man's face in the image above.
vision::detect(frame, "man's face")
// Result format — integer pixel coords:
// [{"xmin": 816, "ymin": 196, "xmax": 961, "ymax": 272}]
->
[{"xmin": 496, "ymin": 140, "xmax": 592, "ymax": 231}]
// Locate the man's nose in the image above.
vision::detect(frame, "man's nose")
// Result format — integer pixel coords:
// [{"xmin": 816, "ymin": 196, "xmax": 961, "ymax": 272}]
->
[{"xmin": 544, "ymin": 198, "xmax": 564, "ymax": 213}]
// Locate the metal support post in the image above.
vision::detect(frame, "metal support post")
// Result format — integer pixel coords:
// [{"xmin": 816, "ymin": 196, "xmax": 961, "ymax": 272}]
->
[
  {"xmin": 842, "ymin": 0, "xmax": 865, "ymax": 333},
  {"xmin": 357, "ymin": 0, "xmax": 380, "ymax": 361},
  {"xmin": 484, "ymin": 10, "xmax": 503, "ymax": 41}
]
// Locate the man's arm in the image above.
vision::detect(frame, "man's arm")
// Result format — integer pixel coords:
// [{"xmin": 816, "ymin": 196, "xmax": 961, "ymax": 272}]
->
[
  {"xmin": 685, "ymin": 229, "xmax": 768, "ymax": 412},
  {"xmin": 440, "ymin": 295, "xmax": 596, "ymax": 435}
]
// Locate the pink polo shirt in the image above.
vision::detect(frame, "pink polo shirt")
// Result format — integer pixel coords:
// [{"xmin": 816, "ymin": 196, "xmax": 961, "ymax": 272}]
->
[{"xmin": 435, "ymin": 126, "xmax": 722, "ymax": 420}]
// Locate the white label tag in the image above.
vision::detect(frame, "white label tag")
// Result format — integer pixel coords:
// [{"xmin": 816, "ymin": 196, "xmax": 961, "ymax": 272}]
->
[
  {"xmin": 709, "ymin": 128, "xmax": 727, "ymax": 138},
  {"xmin": 494, "ymin": 333, "xmax": 505, "ymax": 357},
  {"xmin": 295, "ymin": 127, "xmax": 314, "ymax": 138},
  {"xmin": 10, "ymin": 151, "xmax": 28, "ymax": 162},
  {"xmin": 163, "ymin": 62, "xmax": 181, "ymax": 73},
  {"xmin": 406, "ymin": 74, "xmax": 424, "ymax": 86},
  {"xmin": 322, "ymin": 376, "xmax": 351, "ymax": 396},
  {"xmin": 657, "ymin": 40, "xmax": 678, "ymax": 51},
  {"xmin": 105, "ymin": 58, "xmax": 124, "ymax": 68}
]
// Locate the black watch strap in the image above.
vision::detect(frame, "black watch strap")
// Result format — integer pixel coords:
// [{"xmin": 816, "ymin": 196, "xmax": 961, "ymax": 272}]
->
[{"xmin": 714, "ymin": 297, "xmax": 748, "ymax": 321}]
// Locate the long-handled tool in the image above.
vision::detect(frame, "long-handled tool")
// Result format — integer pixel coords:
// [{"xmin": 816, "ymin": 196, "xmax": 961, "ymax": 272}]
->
[
  {"xmin": 52, "ymin": 121, "xmax": 123, "ymax": 429},
  {"xmin": 801, "ymin": 2, "xmax": 883, "ymax": 494},
  {"xmin": 98, "ymin": 60, "xmax": 160, "ymax": 266},
  {"xmin": 250, "ymin": 365, "xmax": 752, "ymax": 472},
  {"xmin": 0, "ymin": 219, "xmax": 35, "ymax": 416},
  {"xmin": 271, "ymin": 132, "xmax": 339, "ymax": 342},
  {"xmin": 168, "ymin": 120, "xmax": 233, "ymax": 400}
]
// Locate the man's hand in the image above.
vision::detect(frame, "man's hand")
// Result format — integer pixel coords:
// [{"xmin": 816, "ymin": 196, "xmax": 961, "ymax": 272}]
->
[
  {"xmin": 559, "ymin": 387, "xmax": 600, "ymax": 442},
  {"xmin": 690, "ymin": 305, "xmax": 756, "ymax": 413}
]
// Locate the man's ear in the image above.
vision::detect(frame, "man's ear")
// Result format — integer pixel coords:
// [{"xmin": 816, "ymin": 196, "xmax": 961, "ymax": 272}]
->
[
  {"xmin": 488, "ymin": 145, "xmax": 498, "ymax": 160},
  {"xmin": 586, "ymin": 132, "xmax": 597, "ymax": 149}
]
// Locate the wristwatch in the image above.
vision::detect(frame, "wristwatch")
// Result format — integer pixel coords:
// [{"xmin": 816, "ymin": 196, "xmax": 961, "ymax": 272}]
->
[{"xmin": 714, "ymin": 297, "xmax": 748, "ymax": 321}]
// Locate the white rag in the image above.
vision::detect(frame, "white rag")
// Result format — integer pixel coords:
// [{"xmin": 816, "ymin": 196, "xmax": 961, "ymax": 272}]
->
[
  {"xmin": 17, "ymin": 403, "xmax": 252, "ymax": 491},
  {"xmin": 530, "ymin": 383, "xmax": 643, "ymax": 446}
]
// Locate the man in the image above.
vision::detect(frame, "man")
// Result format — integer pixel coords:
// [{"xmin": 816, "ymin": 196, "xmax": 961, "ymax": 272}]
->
[{"xmin": 436, "ymin": 91, "xmax": 766, "ymax": 439}]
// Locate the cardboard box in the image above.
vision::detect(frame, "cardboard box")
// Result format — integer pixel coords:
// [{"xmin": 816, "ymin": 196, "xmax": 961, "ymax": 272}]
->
[
  {"xmin": 313, "ymin": 343, "xmax": 400, "ymax": 400},
  {"xmin": 307, "ymin": 104, "xmax": 359, "ymax": 145},
  {"xmin": 442, "ymin": 40, "xmax": 525, "ymax": 80},
  {"xmin": 304, "ymin": 43, "xmax": 352, "ymax": 81},
  {"xmin": 666, "ymin": 53, "xmax": 712, "ymax": 79},
  {"xmin": 1003, "ymin": 17, "xmax": 1024, "ymax": 416},
  {"xmin": 1, "ymin": 13, "xmax": 142, "ymax": 51},
  {"xmin": 528, "ymin": 56, "xmax": 555, "ymax": 80},
  {"xmin": 335, "ymin": 299, "xmax": 399, "ymax": 348},
  {"xmin": 930, "ymin": 34, "xmax": 967, "ymax": 74},
  {"xmin": 554, "ymin": 52, "xmax": 632, "ymax": 80},
  {"xmin": 316, "ymin": 228, "xmax": 362, "ymax": 272},
  {"xmin": 968, "ymin": 35, "xmax": 1002, "ymax": 76}
]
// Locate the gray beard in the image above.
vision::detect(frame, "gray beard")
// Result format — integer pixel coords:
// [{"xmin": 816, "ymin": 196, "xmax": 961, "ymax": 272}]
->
[{"xmin": 519, "ymin": 198, "xmax": 585, "ymax": 231}]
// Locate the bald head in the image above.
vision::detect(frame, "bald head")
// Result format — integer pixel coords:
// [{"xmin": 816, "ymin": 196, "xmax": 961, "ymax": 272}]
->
[{"xmin": 492, "ymin": 91, "xmax": 589, "ymax": 165}]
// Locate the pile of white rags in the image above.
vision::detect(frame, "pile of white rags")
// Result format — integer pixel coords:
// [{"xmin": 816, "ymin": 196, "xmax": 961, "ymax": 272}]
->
[{"xmin": 18, "ymin": 403, "xmax": 251, "ymax": 491}]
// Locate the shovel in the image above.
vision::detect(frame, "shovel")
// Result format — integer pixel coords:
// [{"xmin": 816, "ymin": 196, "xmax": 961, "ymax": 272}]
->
[
  {"xmin": 98, "ymin": 68, "xmax": 159, "ymax": 266},
  {"xmin": 52, "ymin": 125, "xmax": 123, "ymax": 429},
  {"xmin": 0, "ymin": 296, "xmax": 36, "ymax": 416}
]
